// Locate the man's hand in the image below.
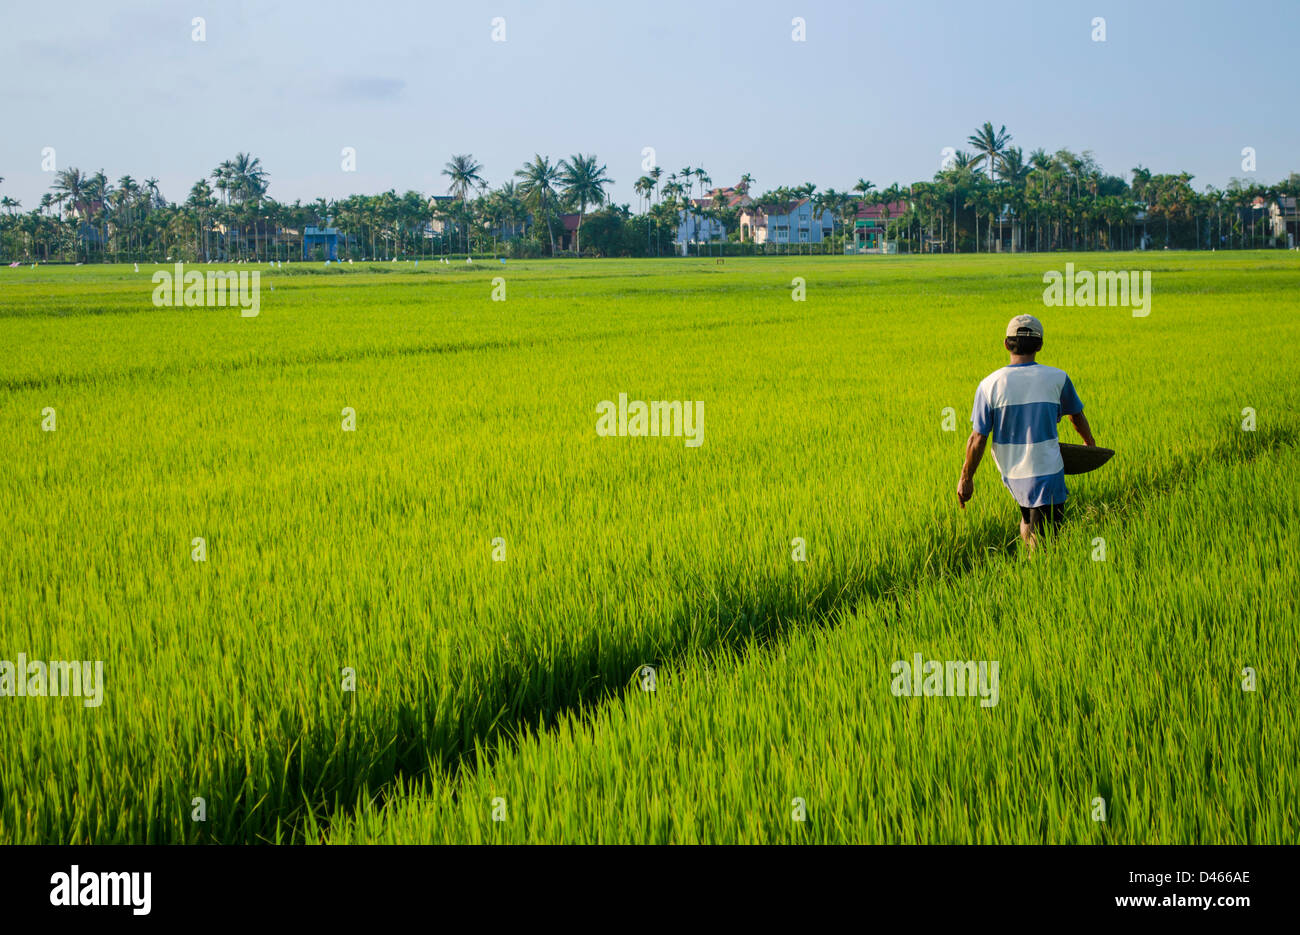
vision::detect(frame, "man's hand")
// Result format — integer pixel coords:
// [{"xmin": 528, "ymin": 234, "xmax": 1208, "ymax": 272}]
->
[
  {"xmin": 957, "ymin": 431, "xmax": 987, "ymax": 510},
  {"xmin": 1067, "ymin": 412, "xmax": 1096, "ymax": 447}
]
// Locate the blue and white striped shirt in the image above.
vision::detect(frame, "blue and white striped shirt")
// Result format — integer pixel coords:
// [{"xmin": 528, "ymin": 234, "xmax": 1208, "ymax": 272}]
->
[{"xmin": 971, "ymin": 362, "xmax": 1083, "ymax": 507}]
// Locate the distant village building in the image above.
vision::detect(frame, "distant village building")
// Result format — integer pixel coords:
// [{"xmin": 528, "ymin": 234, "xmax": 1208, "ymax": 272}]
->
[
  {"xmin": 1225, "ymin": 195, "xmax": 1291, "ymax": 247},
  {"xmin": 737, "ymin": 197, "xmax": 833, "ymax": 245},
  {"xmin": 559, "ymin": 213, "xmax": 582, "ymax": 251},
  {"xmin": 675, "ymin": 186, "xmax": 749, "ymax": 252},
  {"xmin": 1132, "ymin": 205, "xmax": 1153, "ymax": 249},
  {"xmin": 847, "ymin": 200, "xmax": 908, "ymax": 253},
  {"xmin": 676, "ymin": 208, "xmax": 726, "ymax": 249},
  {"xmin": 427, "ymin": 195, "xmax": 456, "ymax": 237},
  {"xmin": 992, "ymin": 203, "xmax": 1024, "ymax": 253},
  {"xmin": 302, "ymin": 226, "xmax": 339, "ymax": 261},
  {"xmin": 1270, "ymin": 195, "xmax": 1298, "ymax": 247}
]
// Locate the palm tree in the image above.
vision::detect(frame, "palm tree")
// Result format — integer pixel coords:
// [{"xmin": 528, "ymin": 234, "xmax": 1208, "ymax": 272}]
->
[
  {"xmin": 111, "ymin": 176, "xmax": 136, "ymax": 258},
  {"xmin": 995, "ymin": 146, "xmax": 1031, "ymax": 251},
  {"xmin": 998, "ymin": 147, "xmax": 1031, "ymax": 187},
  {"xmin": 704, "ymin": 193, "xmax": 733, "ymax": 256},
  {"xmin": 442, "ymin": 155, "xmax": 484, "ymax": 253},
  {"xmin": 491, "ymin": 182, "xmax": 527, "ymax": 252},
  {"xmin": 633, "ymin": 175, "xmax": 653, "ymax": 213},
  {"xmin": 673, "ymin": 166, "xmax": 697, "ymax": 254},
  {"xmin": 837, "ymin": 192, "xmax": 861, "ymax": 253},
  {"xmin": 310, "ymin": 197, "xmax": 333, "ymax": 227},
  {"xmin": 661, "ymin": 177, "xmax": 688, "ymax": 254},
  {"xmin": 31, "ymin": 198, "xmax": 55, "ymax": 260},
  {"xmin": 515, "ymin": 155, "xmax": 560, "ymax": 256},
  {"xmin": 633, "ymin": 175, "xmax": 656, "ymax": 253},
  {"xmin": 942, "ymin": 152, "xmax": 980, "ymax": 252},
  {"xmin": 186, "ymin": 180, "xmax": 216, "ymax": 261},
  {"xmin": 443, "ymin": 154, "xmax": 484, "ymax": 201},
  {"xmin": 210, "ymin": 160, "xmax": 237, "ymax": 257},
  {"xmin": 228, "ymin": 153, "xmax": 269, "ymax": 259},
  {"xmin": 558, "ymin": 154, "xmax": 612, "ymax": 255},
  {"xmin": 646, "ymin": 167, "xmax": 665, "ymax": 254},
  {"xmin": 212, "ymin": 160, "xmax": 235, "ymax": 205},
  {"xmin": 694, "ymin": 170, "xmax": 714, "ymax": 255},
  {"xmin": 51, "ymin": 168, "xmax": 91, "ymax": 260},
  {"xmin": 230, "ymin": 153, "xmax": 268, "ymax": 202},
  {"xmin": 396, "ymin": 189, "xmax": 424, "ymax": 258},
  {"xmin": 694, "ymin": 168, "xmax": 710, "ymax": 202},
  {"xmin": 876, "ymin": 183, "xmax": 903, "ymax": 251},
  {"xmin": 816, "ymin": 188, "xmax": 839, "ymax": 252},
  {"xmin": 967, "ymin": 122, "xmax": 1012, "ymax": 183},
  {"xmin": 85, "ymin": 171, "xmax": 111, "ymax": 260},
  {"xmin": 1130, "ymin": 165, "xmax": 1152, "ymax": 204}
]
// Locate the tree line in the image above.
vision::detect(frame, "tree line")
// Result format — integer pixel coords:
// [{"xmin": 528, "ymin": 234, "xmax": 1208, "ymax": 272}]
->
[{"xmin": 1, "ymin": 123, "xmax": 1297, "ymax": 262}]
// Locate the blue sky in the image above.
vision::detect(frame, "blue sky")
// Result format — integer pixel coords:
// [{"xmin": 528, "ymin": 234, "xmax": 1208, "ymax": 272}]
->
[{"xmin": 2, "ymin": 0, "xmax": 1297, "ymax": 209}]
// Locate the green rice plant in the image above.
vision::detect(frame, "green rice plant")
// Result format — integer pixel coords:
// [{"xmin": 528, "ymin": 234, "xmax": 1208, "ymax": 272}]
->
[
  {"xmin": 0, "ymin": 253, "xmax": 1296, "ymax": 843},
  {"xmin": 334, "ymin": 441, "xmax": 1300, "ymax": 844}
]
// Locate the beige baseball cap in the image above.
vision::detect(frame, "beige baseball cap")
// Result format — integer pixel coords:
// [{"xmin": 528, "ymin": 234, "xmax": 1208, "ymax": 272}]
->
[{"xmin": 1006, "ymin": 314, "xmax": 1043, "ymax": 338}]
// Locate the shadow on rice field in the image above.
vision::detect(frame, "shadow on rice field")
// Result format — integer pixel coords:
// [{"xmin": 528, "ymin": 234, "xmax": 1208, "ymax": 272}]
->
[{"xmin": 286, "ymin": 422, "xmax": 1297, "ymax": 843}]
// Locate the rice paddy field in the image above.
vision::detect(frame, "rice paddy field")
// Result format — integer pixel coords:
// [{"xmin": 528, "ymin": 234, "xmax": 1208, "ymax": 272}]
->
[{"xmin": 1, "ymin": 252, "xmax": 1297, "ymax": 844}]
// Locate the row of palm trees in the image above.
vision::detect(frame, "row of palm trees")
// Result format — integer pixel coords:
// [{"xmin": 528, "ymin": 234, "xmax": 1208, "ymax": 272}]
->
[
  {"xmin": 443, "ymin": 152, "xmax": 614, "ymax": 255},
  {"xmin": 614, "ymin": 128, "xmax": 1297, "ymax": 256},
  {"xmin": 632, "ymin": 125, "xmax": 1297, "ymax": 255},
  {"xmin": 896, "ymin": 123, "xmax": 1299, "ymax": 253},
  {"xmin": 2, "ymin": 128, "xmax": 1297, "ymax": 261},
  {"xmin": 0, "ymin": 155, "xmax": 275, "ymax": 262},
  {"xmin": 0, "ymin": 150, "xmax": 619, "ymax": 262}
]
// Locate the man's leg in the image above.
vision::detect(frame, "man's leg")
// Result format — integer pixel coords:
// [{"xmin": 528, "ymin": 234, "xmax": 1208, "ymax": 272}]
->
[
  {"xmin": 1021, "ymin": 502, "xmax": 1066, "ymax": 549},
  {"xmin": 1018, "ymin": 506, "xmax": 1038, "ymax": 549},
  {"xmin": 1035, "ymin": 502, "xmax": 1065, "ymax": 540}
]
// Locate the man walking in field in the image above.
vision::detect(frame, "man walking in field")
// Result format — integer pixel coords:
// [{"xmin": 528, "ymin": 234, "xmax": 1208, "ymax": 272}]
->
[{"xmin": 956, "ymin": 314, "xmax": 1097, "ymax": 547}]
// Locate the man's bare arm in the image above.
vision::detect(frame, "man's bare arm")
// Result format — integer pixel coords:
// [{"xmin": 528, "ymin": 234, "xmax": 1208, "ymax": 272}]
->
[
  {"xmin": 1067, "ymin": 412, "xmax": 1096, "ymax": 447},
  {"xmin": 957, "ymin": 431, "xmax": 987, "ymax": 508}
]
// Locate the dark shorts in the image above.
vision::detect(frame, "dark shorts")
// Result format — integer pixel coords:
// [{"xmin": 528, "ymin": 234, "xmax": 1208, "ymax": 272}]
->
[{"xmin": 1020, "ymin": 501, "xmax": 1065, "ymax": 532}]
